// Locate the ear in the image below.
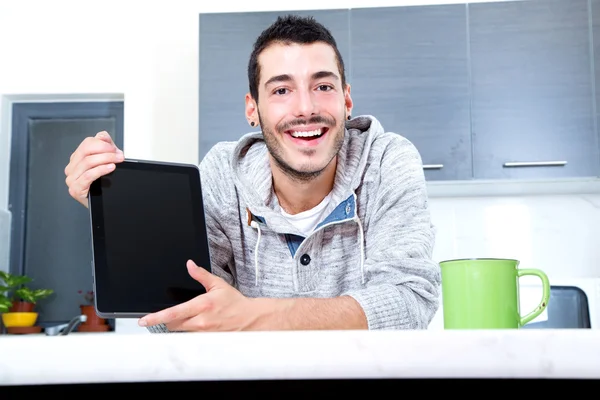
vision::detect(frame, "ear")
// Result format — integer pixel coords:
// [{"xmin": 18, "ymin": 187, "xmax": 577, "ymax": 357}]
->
[
  {"xmin": 343, "ymin": 83, "xmax": 353, "ymax": 117},
  {"xmin": 245, "ymin": 93, "xmax": 258, "ymax": 126}
]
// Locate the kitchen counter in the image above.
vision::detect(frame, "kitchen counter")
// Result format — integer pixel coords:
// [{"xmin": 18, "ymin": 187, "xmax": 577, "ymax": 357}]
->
[{"xmin": 1, "ymin": 329, "xmax": 599, "ymax": 385}]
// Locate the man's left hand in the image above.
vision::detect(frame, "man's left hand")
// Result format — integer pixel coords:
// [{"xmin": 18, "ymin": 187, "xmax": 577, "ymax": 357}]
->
[{"xmin": 138, "ymin": 260, "xmax": 259, "ymax": 331}]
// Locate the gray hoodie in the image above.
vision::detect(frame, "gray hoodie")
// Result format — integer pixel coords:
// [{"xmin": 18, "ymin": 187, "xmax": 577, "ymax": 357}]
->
[{"xmin": 196, "ymin": 114, "xmax": 441, "ymax": 330}]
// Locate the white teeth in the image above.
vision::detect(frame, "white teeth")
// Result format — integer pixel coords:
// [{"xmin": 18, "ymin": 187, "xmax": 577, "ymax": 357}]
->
[{"xmin": 291, "ymin": 129, "xmax": 322, "ymax": 138}]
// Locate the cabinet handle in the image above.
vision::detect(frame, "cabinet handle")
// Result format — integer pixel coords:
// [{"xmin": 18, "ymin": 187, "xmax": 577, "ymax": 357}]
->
[
  {"xmin": 423, "ymin": 164, "xmax": 444, "ymax": 170},
  {"xmin": 503, "ymin": 161, "xmax": 567, "ymax": 168}
]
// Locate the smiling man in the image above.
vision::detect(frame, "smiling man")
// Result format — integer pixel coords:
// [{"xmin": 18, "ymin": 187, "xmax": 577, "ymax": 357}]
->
[{"xmin": 64, "ymin": 15, "xmax": 441, "ymax": 332}]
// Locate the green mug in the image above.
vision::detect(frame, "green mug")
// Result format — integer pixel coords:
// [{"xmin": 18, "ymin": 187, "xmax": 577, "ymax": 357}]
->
[{"xmin": 439, "ymin": 258, "xmax": 550, "ymax": 329}]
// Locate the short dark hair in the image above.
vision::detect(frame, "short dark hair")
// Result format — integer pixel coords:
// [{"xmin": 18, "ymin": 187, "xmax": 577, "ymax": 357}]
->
[{"xmin": 247, "ymin": 14, "xmax": 347, "ymax": 103}]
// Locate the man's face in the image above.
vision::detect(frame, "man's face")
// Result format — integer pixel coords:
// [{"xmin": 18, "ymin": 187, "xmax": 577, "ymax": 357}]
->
[{"xmin": 246, "ymin": 42, "xmax": 353, "ymax": 181}]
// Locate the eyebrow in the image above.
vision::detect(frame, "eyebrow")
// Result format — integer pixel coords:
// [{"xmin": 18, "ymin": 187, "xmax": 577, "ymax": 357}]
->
[{"xmin": 264, "ymin": 70, "xmax": 340, "ymax": 88}]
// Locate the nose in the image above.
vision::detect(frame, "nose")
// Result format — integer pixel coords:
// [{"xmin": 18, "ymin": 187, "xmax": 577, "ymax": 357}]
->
[{"xmin": 292, "ymin": 88, "xmax": 319, "ymax": 118}]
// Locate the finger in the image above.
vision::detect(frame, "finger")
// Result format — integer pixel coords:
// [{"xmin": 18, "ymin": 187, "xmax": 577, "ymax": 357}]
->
[
  {"xmin": 67, "ymin": 151, "xmax": 124, "ymax": 184},
  {"xmin": 138, "ymin": 305, "xmax": 187, "ymax": 327},
  {"xmin": 165, "ymin": 316, "xmax": 202, "ymax": 332},
  {"xmin": 69, "ymin": 132, "xmax": 116, "ymax": 166},
  {"xmin": 95, "ymin": 130, "xmax": 116, "ymax": 147},
  {"xmin": 138, "ymin": 261, "xmax": 215, "ymax": 328},
  {"xmin": 138, "ymin": 296, "xmax": 206, "ymax": 327},
  {"xmin": 67, "ymin": 135, "xmax": 121, "ymax": 175},
  {"xmin": 67, "ymin": 163, "xmax": 116, "ymax": 201},
  {"xmin": 186, "ymin": 260, "xmax": 220, "ymax": 290},
  {"xmin": 165, "ymin": 314, "xmax": 215, "ymax": 332},
  {"xmin": 65, "ymin": 153, "xmax": 124, "ymax": 201}
]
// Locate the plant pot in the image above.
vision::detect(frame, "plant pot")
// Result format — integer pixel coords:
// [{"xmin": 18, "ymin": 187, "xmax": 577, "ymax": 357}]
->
[
  {"xmin": 10, "ymin": 301, "xmax": 35, "ymax": 313},
  {"xmin": 2, "ymin": 312, "xmax": 38, "ymax": 327},
  {"xmin": 79, "ymin": 304, "xmax": 110, "ymax": 331},
  {"xmin": 2, "ymin": 301, "xmax": 39, "ymax": 330}
]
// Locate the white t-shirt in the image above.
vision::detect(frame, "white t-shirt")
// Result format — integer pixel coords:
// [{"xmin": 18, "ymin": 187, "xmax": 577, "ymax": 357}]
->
[{"xmin": 280, "ymin": 192, "xmax": 333, "ymax": 237}]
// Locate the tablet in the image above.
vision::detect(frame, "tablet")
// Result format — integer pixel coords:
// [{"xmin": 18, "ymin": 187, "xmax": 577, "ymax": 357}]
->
[{"xmin": 88, "ymin": 159, "xmax": 212, "ymax": 319}]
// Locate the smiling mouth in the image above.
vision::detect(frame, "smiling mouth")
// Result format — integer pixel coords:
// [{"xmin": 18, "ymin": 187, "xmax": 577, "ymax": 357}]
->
[{"xmin": 285, "ymin": 127, "xmax": 329, "ymax": 140}]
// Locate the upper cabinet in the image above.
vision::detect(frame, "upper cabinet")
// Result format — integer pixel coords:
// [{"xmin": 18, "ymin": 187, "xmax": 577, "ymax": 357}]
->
[
  {"xmin": 349, "ymin": 5, "xmax": 473, "ymax": 181},
  {"xmin": 469, "ymin": 0, "xmax": 599, "ymax": 180},
  {"xmin": 198, "ymin": 1, "xmax": 600, "ymax": 183},
  {"xmin": 592, "ymin": 0, "xmax": 600, "ymax": 148}
]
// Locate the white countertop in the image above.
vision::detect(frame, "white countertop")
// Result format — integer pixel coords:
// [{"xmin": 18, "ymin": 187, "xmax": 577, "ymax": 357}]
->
[{"xmin": 1, "ymin": 329, "xmax": 599, "ymax": 385}]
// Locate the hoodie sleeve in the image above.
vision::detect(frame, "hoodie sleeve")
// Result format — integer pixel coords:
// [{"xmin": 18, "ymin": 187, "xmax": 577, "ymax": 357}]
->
[
  {"xmin": 198, "ymin": 145, "xmax": 236, "ymax": 286},
  {"xmin": 343, "ymin": 135, "xmax": 441, "ymax": 330}
]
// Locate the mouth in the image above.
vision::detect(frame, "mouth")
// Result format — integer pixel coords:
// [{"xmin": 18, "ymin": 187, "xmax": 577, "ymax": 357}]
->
[{"xmin": 284, "ymin": 126, "xmax": 329, "ymax": 141}]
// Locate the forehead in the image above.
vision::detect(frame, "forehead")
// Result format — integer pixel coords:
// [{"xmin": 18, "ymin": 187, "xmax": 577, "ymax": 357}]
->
[{"xmin": 257, "ymin": 42, "xmax": 340, "ymax": 84}]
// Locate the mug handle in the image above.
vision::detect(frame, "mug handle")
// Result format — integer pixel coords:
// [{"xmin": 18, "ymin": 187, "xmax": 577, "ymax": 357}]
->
[{"xmin": 517, "ymin": 269, "xmax": 551, "ymax": 326}]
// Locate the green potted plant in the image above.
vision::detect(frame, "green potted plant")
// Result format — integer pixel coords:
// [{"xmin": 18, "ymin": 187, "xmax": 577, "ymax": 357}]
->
[{"xmin": 0, "ymin": 271, "xmax": 53, "ymax": 330}]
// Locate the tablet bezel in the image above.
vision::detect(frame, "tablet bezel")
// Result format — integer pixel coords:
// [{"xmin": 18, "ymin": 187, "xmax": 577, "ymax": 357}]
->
[{"xmin": 88, "ymin": 158, "xmax": 212, "ymax": 319}]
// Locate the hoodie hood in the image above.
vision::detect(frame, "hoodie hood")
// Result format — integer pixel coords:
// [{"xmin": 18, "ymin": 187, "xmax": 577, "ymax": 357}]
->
[{"xmin": 230, "ymin": 115, "xmax": 384, "ymax": 234}]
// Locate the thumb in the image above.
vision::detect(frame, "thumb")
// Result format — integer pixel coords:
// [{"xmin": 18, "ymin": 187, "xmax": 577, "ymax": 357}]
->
[{"xmin": 186, "ymin": 259, "xmax": 219, "ymax": 290}]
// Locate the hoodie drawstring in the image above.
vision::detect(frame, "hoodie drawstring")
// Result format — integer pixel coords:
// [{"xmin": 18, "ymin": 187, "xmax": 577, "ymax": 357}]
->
[
  {"xmin": 250, "ymin": 220, "xmax": 262, "ymax": 286},
  {"xmin": 354, "ymin": 215, "xmax": 366, "ymax": 284}
]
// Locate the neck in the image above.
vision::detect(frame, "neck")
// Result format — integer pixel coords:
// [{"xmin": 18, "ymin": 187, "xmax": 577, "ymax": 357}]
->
[{"xmin": 271, "ymin": 157, "xmax": 337, "ymax": 215}]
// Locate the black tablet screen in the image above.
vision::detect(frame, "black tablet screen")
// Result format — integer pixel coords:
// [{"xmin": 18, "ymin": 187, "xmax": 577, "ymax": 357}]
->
[{"xmin": 89, "ymin": 160, "xmax": 212, "ymax": 316}]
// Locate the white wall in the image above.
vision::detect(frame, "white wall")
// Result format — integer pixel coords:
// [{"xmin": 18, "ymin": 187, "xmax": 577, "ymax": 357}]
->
[
  {"xmin": 2, "ymin": 0, "xmax": 599, "ymax": 332},
  {"xmin": 429, "ymin": 194, "xmax": 600, "ymax": 279},
  {"xmin": 0, "ymin": 0, "xmax": 520, "ymax": 208}
]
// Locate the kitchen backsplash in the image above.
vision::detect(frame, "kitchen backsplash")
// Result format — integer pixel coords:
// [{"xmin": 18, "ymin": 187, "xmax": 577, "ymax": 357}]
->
[{"xmin": 428, "ymin": 192, "xmax": 600, "ymax": 280}]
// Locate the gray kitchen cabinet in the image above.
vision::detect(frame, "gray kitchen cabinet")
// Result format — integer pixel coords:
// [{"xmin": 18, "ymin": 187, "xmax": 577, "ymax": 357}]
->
[
  {"xmin": 348, "ymin": 5, "xmax": 473, "ymax": 181},
  {"xmin": 198, "ymin": 10, "xmax": 351, "ymax": 161},
  {"xmin": 592, "ymin": 0, "xmax": 600, "ymax": 142},
  {"xmin": 469, "ymin": 0, "xmax": 599, "ymax": 180}
]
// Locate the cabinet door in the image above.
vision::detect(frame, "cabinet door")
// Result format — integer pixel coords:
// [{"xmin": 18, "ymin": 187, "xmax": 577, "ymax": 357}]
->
[
  {"xmin": 198, "ymin": 10, "xmax": 351, "ymax": 161},
  {"xmin": 592, "ymin": 0, "xmax": 600, "ymax": 148},
  {"xmin": 469, "ymin": 0, "xmax": 599, "ymax": 180},
  {"xmin": 349, "ymin": 5, "xmax": 472, "ymax": 181}
]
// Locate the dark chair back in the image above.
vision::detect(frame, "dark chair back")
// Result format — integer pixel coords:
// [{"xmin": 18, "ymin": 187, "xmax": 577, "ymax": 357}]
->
[{"xmin": 522, "ymin": 285, "xmax": 591, "ymax": 329}]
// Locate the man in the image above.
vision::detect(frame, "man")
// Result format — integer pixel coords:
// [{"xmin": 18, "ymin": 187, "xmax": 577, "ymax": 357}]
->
[{"xmin": 64, "ymin": 15, "xmax": 441, "ymax": 332}]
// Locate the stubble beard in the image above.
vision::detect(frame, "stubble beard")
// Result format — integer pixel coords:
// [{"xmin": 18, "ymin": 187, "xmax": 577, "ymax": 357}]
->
[{"xmin": 259, "ymin": 113, "xmax": 345, "ymax": 183}]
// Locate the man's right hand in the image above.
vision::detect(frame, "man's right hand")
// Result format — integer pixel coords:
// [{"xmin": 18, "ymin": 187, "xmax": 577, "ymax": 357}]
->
[{"xmin": 64, "ymin": 131, "xmax": 124, "ymax": 208}]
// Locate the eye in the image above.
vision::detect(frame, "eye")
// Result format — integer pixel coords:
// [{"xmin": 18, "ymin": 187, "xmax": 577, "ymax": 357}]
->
[
  {"xmin": 273, "ymin": 88, "xmax": 289, "ymax": 95},
  {"xmin": 317, "ymin": 84, "xmax": 333, "ymax": 91}
]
